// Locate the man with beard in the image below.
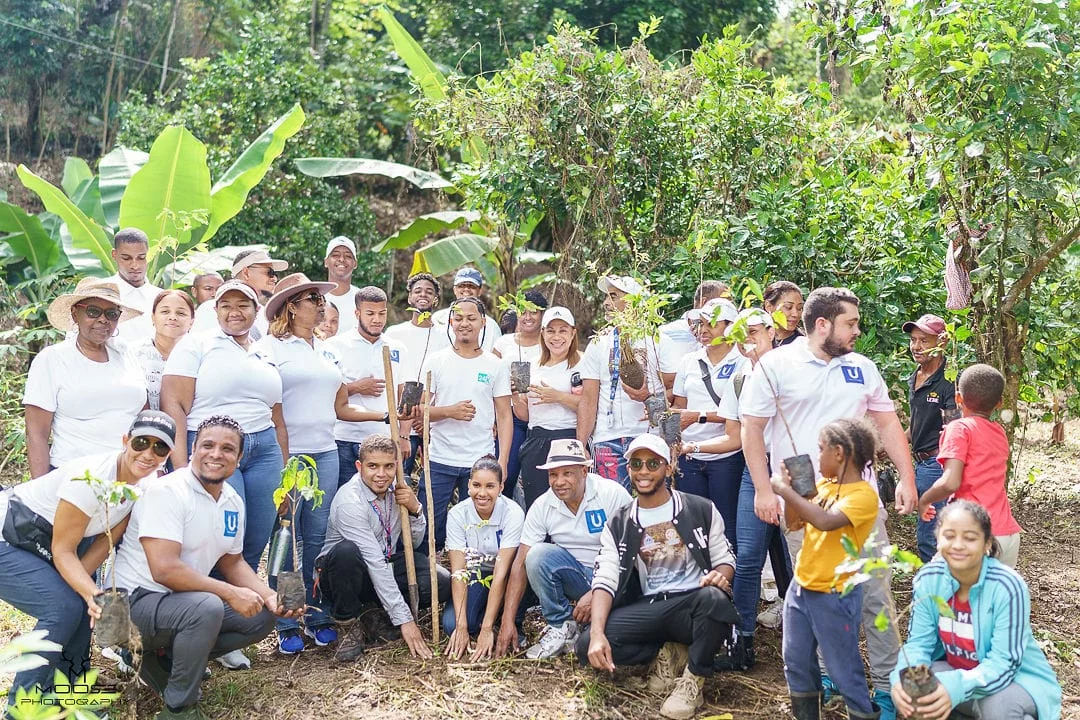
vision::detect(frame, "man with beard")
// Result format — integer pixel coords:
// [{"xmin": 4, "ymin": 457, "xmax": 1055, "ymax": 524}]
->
[
  {"xmin": 385, "ymin": 273, "xmax": 452, "ymax": 473},
  {"xmin": 580, "ymin": 433, "xmax": 738, "ymax": 720},
  {"xmin": 739, "ymin": 286, "xmax": 916, "ymax": 720},
  {"xmin": 191, "ymin": 250, "xmax": 288, "ymax": 339},
  {"xmin": 107, "ymin": 228, "xmax": 162, "ymax": 343},
  {"xmin": 112, "ymin": 415, "xmax": 297, "ymax": 720},
  {"xmin": 323, "ymin": 236, "xmax": 361, "ymax": 338},
  {"xmin": 325, "ymin": 286, "xmax": 410, "ymax": 489}
]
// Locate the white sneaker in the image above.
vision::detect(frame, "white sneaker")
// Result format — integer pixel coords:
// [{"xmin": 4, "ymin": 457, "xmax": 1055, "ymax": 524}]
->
[
  {"xmin": 756, "ymin": 598, "xmax": 783, "ymax": 629},
  {"xmin": 215, "ymin": 648, "xmax": 251, "ymax": 670},
  {"xmin": 760, "ymin": 579, "xmax": 778, "ymax": 602},
  {"xmin": 525, "ymin": 620, "xmax": 578, "ymax": 659},
  {"xmin": 101, "ymin": 646, "xmax": 136, "ymax": 675}
]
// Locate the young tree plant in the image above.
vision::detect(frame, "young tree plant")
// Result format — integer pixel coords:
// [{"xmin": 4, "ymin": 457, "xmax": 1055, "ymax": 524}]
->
[
  {"xmin": 271, "ymin": 456, "xmax": 325, "ymax": 612},
  {"xmin": 497, "ymin": 291, "xmax": 541, "ymax": 392}
]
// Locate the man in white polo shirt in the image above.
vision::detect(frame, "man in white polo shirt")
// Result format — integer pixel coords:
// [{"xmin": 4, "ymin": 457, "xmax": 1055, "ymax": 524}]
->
[
  {"xmin": 739, "ymin": 286, "xmax": 916, "ymax": 719},
  {"xmin": 107, "ymin": 227, "xmax": 162, "ymax": 344},
  {"xmin": 325, "ymin": 286, "xmax": 410, "ymax": 488},
  {"xmin": 495, "ymin": 439, "xmax": 632, "ymax": 660},
  {"xmin": 112, "ymin": 415, "xmax": 297, "ymax": 720},
  {"xmin": 323, "ymin": 236, "xmax": 361, "ymax": 338},
  {"xmin": 191, "ymin": 249, "xmax": 288, "ymax": 338}
]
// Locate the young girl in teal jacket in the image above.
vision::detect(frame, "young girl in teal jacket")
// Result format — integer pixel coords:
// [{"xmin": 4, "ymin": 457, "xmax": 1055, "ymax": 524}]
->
[{"xmin": 890, "ymin": 500, "xmax": 1061, "ymax": 720}]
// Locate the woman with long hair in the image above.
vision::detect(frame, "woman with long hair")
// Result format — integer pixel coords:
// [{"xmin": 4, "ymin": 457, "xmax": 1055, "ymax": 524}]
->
[
  {"xmin": 763, "ymin": 280, "xmax": 804, "ymax": 347},
  {"xmin": 131, "ymin": 289, "xmax": 195, "ymax": 411}
]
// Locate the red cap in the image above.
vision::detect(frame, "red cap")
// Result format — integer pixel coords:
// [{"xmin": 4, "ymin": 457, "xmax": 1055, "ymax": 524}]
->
[{"xmin": 902, "ymin": 314, "xmax": 946, "ymax": 336}]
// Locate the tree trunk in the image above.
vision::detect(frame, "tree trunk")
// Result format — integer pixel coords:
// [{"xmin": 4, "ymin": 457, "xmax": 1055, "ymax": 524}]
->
[
  {"xmin": 159, "ymin": 0, "xmax": 181, "ymax": 94},
  {"xmin": 26, "ymin": 80, "xmax": 41, "ymax": 152}
]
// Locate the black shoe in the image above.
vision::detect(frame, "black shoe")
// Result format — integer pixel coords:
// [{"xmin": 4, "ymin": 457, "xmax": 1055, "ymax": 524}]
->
[
  {"xmin": 713, "ymin": 634, "xmax": 755, "ymax": 672},
  {"xmin": 333, "ymin": 620, "xmax": 367, "ymax": 663},
  {"xmin": 360, "ymin": 608, "xmax": 401, "ymax": 644}
]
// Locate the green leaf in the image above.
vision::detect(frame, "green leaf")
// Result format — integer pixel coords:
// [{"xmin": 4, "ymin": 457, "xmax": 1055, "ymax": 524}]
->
[
  {"xmin": 16, "ymin": 165, "xmax": 114, "ymax": 272},
  {"xmin": 933, "ymin": 595, "xmax": 955, "ymax": 619},
  {"xmin": 61, "ymin": 157, "xmax": 93, "ymax": 199},
  {"xmin": 70, "ymin": 177, "xmax": 106, "ymax": 226},
  {"xmin": 58, "ymin": 225, "xmax": 111, "ymax": 276},
  {"xmin": 414, "ymin": 233, "xmax": 500, "ymax": 277},
  {"xmin": 840, "ymin": 533, "xmax": 860, "ymax": 558},
  {"xmin": 203, "ymin": 104, "xmax": 306, "ymax": 244},
  {"xmin": 375, "ymin": 210, "xmax": 482, "ymax": 252},
  {"xmin": 0, "ymin": 200, "xmax": 62, "ymax": 274},
  {"xmin": 119, "ymin": 126, "xmax": 213, "ymax": 277},
  {"xmin": 873, "ymin": 609, "xmax": 890, "ymax": 633},
  {"xmin": 295, "ymin": 157, "xmax": 453, "ymax": 191},
  {"xmin": 99, "ymin": 147, "xmax": 149, "ymax": 228}
]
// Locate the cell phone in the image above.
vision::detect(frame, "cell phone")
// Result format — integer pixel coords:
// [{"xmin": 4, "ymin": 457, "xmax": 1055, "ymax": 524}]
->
[{"xmin": 570, "ymin": 372, "xmax": 583, "ymax": 388}]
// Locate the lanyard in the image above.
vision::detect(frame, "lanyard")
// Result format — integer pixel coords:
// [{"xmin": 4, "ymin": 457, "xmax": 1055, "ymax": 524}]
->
[
  {"xmin": 369, "ymin": 496, "xmax": 393, "ymax": 560},
  {"xmin": 606, "ymin": 329, "xmax": 621, "ymax": 425}
]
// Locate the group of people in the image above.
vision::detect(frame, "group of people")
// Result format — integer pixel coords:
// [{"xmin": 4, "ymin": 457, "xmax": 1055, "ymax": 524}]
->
[{"xmin": 1, "ymin": 227, "xmax": 1063, "ymax": 720}]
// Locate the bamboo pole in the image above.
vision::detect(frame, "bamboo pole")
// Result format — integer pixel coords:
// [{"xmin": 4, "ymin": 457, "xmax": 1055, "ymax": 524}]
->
[
  {"xmin": 421, "ymin": 371, "xmax": 439, "ymax": 644},
  {"xmin": 382, "ymin": 346, "xmax": 419, "ymax": 619}
]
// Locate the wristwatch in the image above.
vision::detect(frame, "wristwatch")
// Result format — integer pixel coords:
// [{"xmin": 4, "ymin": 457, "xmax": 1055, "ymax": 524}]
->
[
  {"xmin": 409, "ymin": 503, "xmax": 423, "ymax": 518},
  {"xmin": 382, "ymin": 412, "xmax": 391, "ymax": 424},
  {"xmin": 697, "ymin": 412, "xmax": 708, "ymax": 424}
]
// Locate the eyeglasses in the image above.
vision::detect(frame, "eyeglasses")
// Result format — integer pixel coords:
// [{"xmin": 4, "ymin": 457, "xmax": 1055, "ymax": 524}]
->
[
  {"xmin": 75, "ymin": 304, "xmax": 122, "ymax": 322},
  {"xmin": 257, "ymin": 267, "xmax": 277, "ymax": 278},
  {"xmin": 298, "ymin": 292, "xmax": 325, "ymax": 306},
  {"xmin": 629, "ymin": 458, "xmax": 665, "ymax": 471},
  {"xmin": 130, "ymin": 436, "xmax": 171, "ymax": 458}
]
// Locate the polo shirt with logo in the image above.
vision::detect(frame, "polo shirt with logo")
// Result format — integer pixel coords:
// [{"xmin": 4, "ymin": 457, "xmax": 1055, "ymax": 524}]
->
[
  {"xmin": 323, "ymin": 331, "xmax": 405, "ymax": 443},
  {"xmin": 674, "ymin": 346, "xmax": 747, "ymax": 460},
  {"xmin": 521, "ymin": 473, "xmax": 632, "ymax": 566},
  {"xmin": 579, "ymin": 330, "xmax": 659, "ymax": 443},
  {"xmin": 112, "ymin": 467, "xmax": 245, "ymax": 594},
  {"xmin": 907, "ymin": 361, "xmax": 956, "ymax": 455}
]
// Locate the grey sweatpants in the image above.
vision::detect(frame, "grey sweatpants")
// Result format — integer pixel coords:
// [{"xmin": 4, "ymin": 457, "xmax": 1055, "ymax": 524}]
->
[
  {"xmin": 130, "ymin": 589, "xmax": 275, "ymax": 709},
  {"xmin": 930, "ymin": 661, "xmax": 1038, "ymax": 719}
]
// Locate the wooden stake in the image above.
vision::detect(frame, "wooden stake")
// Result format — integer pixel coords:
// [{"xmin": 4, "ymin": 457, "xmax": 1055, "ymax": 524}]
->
[
  {"xmin": 383, "ymin": 346, "xmax": 419, "ymax": 619},
  {"xmin": 421, "ymin": 371, "xmax": 439, "ymax": 644}
]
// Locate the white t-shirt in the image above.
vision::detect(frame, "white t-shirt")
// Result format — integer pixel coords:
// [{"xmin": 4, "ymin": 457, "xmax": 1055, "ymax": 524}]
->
[
  {"xmin": 423, "ymin": 348, "xmax": 511, "ymax": 468},
  {"xmin": 445, "ymin": 495, "xmax": 525, "ymax": 559},
  {"xmin": 130, "ymin": 336, "xmax": 166, "ymax": 411},
  {"xmin": 1, "ymin": 452, "xmax": 138, "ymax": 536},
  {"xmin": 492, "ymin": 334, "xmax": 542, "ymax": 363},
  {"xmin": 527, "ymin": 360, "xmax": 582, "ymax": 431},
  {"xmin": 521, "ymin": 473, "xmax": 632, "ymax": 566},
  {"xmin": 325, "ymin": 286, "xmax": 360, "ymax": 338},
  {"xmin": 252, "ymin": 335, "xmax": 344, "ymax": 453},
  {"xmin": 23, "ymin": 339, "xmax": 148, "ymax": 471},
  {"xmin": 112, "ymin": 467, "xmax": 245, "ymax": 594},
  {"xmin": 384, "ymin": 321, "xmax": 452, "ymax": 391},
  {"xmin": 323, "ymin": 331, "xmax": 405, "ymax": 443},
  {"xmin": 163, "ymin": 327, "xmax": 282, "ymax": 433},
  {"xmin": 739, "ymin": 337, "xmax": 895, "ymax": 475},
  {"xmin": 579, "ymin": 330, "xmax": 659, "ymax": 443},
  {"xmin": 431, "ymin": 308, "xmax": 502, "ymax": 353},
  {"xmin": 658, "ymin": 315, "xmax": 699, "ymax": 375},
  {"xmin": 674, "ymin": 347, "xmax": 747, "ymax": 460},
  {"xmin": 635, "ymin": 499, "xmax": 704, "ymax": 595},
  {"xmin": 108, "ymin": 274, "xmax": 161, "ymax": 345}
]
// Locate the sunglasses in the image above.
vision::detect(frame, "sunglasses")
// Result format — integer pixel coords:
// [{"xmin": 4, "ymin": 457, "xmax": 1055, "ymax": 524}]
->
[
  {"xmin": 629, "ymin": 458, "xmax": 665, "ymax": 471},
  {"xmin": 296, "ymin": 292, "xmax": 325, "ymax": 306},
  {"xmin": 76, "ymin": 304, "xmax": 122, "ymax": 322},
  {"xmin": 130, "ymin": 435, "xmax": 171, "ymax": 458}
]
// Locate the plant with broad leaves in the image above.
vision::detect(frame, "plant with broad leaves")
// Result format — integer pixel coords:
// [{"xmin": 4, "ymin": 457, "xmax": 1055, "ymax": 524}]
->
[
  {"xmin": 273, "ymin": 456, "xmax": 326, "ymax": 572},
  {"xmin": 9, "ymin": 668, "xmax": 117, "ymax": 719}
]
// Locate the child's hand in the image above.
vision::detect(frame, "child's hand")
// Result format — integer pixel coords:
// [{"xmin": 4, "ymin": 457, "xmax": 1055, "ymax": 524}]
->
[
  {"xmin": 919, "ymin": 502, "xmax": 937, "ymax": 522},
  {"xmin": 770, "ymin": 465, "xmax": 792, "ymax": 496}
]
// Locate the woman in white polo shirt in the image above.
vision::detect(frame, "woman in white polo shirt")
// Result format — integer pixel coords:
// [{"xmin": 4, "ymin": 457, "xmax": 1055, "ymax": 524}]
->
[
  {"xmin": 514, "ymin": 306, "xmax": 584, "ymax": 508},
  {"xmin": 254, "ymin": 273, "xmax": 387, "ymax": 655},
  {"xmin": 130, "ymin": 289, "xmax": 195, "ymax": 411},
  {"xmin": 160, "ymin": 281, "xmax": 286, "ymax": 580},
  {"xmin": 24, "ymin": 278, "xmax": 148, "ymax": 479},
  {"xmin": 0, "ymin": 410, "xmax": 175, "ymax": 703}
]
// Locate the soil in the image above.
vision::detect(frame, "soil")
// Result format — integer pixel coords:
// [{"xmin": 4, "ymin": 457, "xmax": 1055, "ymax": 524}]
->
[
  {"xmin": 94, "ymin": 590, "xmax": 132, "ymax": 649},
  {"xmin": 275, "ymin": 572, "xmax": 307, "ymax": 614}
]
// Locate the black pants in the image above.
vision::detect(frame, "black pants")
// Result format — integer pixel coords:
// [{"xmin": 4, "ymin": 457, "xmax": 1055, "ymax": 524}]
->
[
  {"xmin": 575, "ymin": 586, "xmax": 738, "ymax": 676},
  {"xmin": 519, "ymin": 426, "xmax": 577, "ymax": 509},
  {"xmin": 316, "ymin": 540, "xmax": 450, "ymax": 621}
]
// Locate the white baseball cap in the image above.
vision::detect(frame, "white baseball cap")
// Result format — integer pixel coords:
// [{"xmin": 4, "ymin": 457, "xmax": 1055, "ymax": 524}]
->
[
  {"xmin": 325, "ymin": 235, "xmax": 357, "ymax": 260},
  {"xmin": 693, "ymin": 298, "xmax": 739, "ymax": 325},
  {"xmin": 626, "ymin": 433, "xmax": 672, "ymax": 464},
  {"xmin": 597, "ymin": 275, "xmax": 645, "ymax": 296},
  {"xmin": 724, "ymin": 307, "xmax": 774, "ymax": 337},
  {"xmin": 214, "ymin": 280, "xmax": 259, "ymax": 304},
  {"xmin": 541, "ymin": 306, "xmax": 576, "ymax": 328}
]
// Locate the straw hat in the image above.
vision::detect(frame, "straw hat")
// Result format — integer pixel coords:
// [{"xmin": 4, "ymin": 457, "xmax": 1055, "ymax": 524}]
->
[
  {"xmin": 264, "ymin": 273, "xmax": 336, "ymax": 321},
  {"xmin": 46, "ymin": 278, "xmax": 142, "ymax": 331}
]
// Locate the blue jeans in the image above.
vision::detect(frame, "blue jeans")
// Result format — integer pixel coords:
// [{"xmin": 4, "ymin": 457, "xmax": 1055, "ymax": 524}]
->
[
  {"xmin": 783, "ymin": 583, "xmax": 874, "ymax": 716},
  {"xmin": 502, "ymin": 417, "xmax": 529, "ymax": 499},
  {"xmin": 915, "ymin": 458, "xmax": 945, "ymax": 562},
  {"xmin": 732, "ymin": 465, "xmax": 793, "ymax": 635},
  {"xmin": 271, "ymin": 450, "xmax": 338, "ymax": 631},
  {"xmin": 0, "ymin": 541, "xmax": 93, "ymax": 702},
  {"xmin": 189, "ymin": 426, "xmax": 283, "ymax": 572},
  {"xmin": 524, "ymin": 543, "xmax": 592, "ymax": 626},
  {"xmin": 441, "ymin": 580, "xmax": 491, "ymax": 636},
  {"xmin": 418, "ymin": 460, "xmax": 471, "ymax": 551},
  {"xmin": 335, "ymin": 439, "xmax": 359, "ymax": 489},
  {"xmin": 591, "ymin": 437, "xmax": 633, "ymax": 492},
  {"xmin": 677, "ymin": 452, "xmax": 745, "ymax": 553}
]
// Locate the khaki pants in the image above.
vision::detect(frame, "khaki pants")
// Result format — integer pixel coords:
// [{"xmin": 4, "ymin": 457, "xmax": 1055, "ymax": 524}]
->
[{"xmin": 995, "ymin": 533, "xmax": 1021, "ymax": 568}]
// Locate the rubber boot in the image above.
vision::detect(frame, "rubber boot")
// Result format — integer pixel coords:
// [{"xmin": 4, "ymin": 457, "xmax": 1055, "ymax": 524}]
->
[
  {"xmin": 789, "ymin": 693, "xmax": 821, "ymax": 720},
  {"xmin": 846, "ymin": 701, "xmax": 881, "ymax": 720}
]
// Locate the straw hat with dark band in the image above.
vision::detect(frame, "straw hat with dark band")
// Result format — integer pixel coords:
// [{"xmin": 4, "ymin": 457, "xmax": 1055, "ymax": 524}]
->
[
  {"xmin": 46, "ymin": 278, "xmax": 142, "ymax": 331},
  {"xmin": 264, "ymin": 273, "xmax": 336, "ymax": 321}
]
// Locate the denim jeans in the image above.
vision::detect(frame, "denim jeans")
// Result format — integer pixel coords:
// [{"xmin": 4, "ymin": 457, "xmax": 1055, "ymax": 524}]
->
[
  {"xmin": 441, "ymin": 579, "xmax": 491, "ymax": 636},
  {"xmin": 524, "ymin": 542, "xmax": 592, "ymax": 626},
  {"xmin": 335, "ymin": 439, "xmax": 359, "ymax": 489},
  {"xmin": 503, "ymin": 417, "xmax": 529, "ymax": 499},
  {"xmin": 915, "ymin": 458, "xmax": 945, "ymax": 561},
  {"xmin": 188, "ymin": 426, "xmax": 283, "ymax": 572},
  {"xmin": 418, "ymin": 460, "xmax": 471, "ymax": 551},
  {"xmin": 591, "ymin": 437, "xmax": 633, "ymax": 492},
  {"xmin": 732, "ymin": 466, "xmax": 793, "ymax": 635},
  {"xmin": 783, "ymin": 583, "xmax": 874, "ymax": 716},
  {"xmin": 271, "ymin": 450, "xmax": 338, "ymax": 632},
  {"xmin": 677, "ymin": 452, "xmax": 745, "ymax": 553},
  {"xmin": 0, "ymin": 541, "xmax": 93, "ymax": 703}
]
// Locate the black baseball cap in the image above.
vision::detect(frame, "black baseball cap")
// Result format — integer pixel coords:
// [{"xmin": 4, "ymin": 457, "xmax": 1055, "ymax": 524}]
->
[{"xmin": 128, "ymin": 410, "xmax": 177, "ymax": 449}]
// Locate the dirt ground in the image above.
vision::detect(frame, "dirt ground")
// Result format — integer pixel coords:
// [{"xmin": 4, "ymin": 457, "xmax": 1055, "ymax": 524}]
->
[{"xmin": 3, "ymin": 421, "xmax": 1079, "ymax": 719}]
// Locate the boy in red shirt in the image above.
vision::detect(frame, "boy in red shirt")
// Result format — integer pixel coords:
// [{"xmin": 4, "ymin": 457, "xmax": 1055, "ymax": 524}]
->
[{"xmin": 917, "ymin": 364, "xmax": 1022, "ymax": 567}]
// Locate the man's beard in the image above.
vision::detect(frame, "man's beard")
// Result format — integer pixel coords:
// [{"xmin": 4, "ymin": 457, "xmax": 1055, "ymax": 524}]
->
[
  {"xmin": 359, "ymin": 317, "xmax": 383, "ymax": 338},
  {"xmin": 822, "ymin": 330, "xmax": 851, "ymax": 358}
]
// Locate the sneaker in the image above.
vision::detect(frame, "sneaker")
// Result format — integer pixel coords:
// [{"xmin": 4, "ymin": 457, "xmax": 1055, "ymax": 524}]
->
[
  {"xmin": 277, "ymin": 628, "xmax": 305, "ymax": 655},
  {"xmin": 760, "ymin": 579, "xmax": 779, "ymax": 602},
  {"xmin": 659, "ymin": 668, "xmax": 705, "ymax": 720},
  {"xmin": 334, "ymin": 619, "xmax": 367, "ymax": 664},
  {"xmin": 646, "ymin": 642, "xmax": 689, "ymax": 694},
  {"xmin": 713, "ymin": 633, "xmax": 755, "ymax": 672},
  {"xmin": 214, "ymin": 648, "xmax": 251, "ymax": 670},
  {"xmin": 525, "ymin": 620, "xmax": 578, "ymax": 659},
  {"xmin": 872, "ymin": 689, "xmax": 897, "ymax": 720},
  {"xmin": 154, "ymin": 704, "xmax": 211, "ymax": 720},
  {"xmin": 304, "ymin": 625, "xmax": 338, "ymax": 646},
  {"xmin": 101, "ymin": 646, "xmax": 136, "ymax": 675},
  {"xmin": 756, "ymin": 598, "xmax": 783, "ymax": 629},
  {"xmin": 821, "ymin": 674, "xmax": 841, "ymax": 707}
]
